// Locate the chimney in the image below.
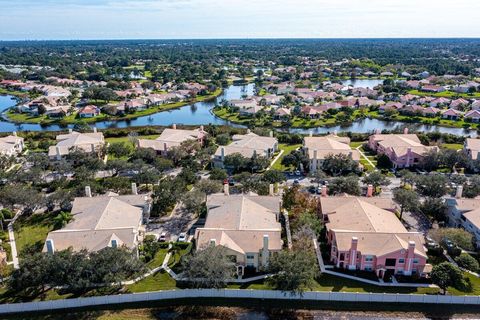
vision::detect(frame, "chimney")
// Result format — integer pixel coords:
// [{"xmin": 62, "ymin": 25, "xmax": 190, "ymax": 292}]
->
[
  {"xmin": 56, "ymin": 146, "xmax": 62, "ymax": 161},
  {"xmin": 269, "ymin": 184, "xmax": 274, "ymax": 196},
  {"xmin": 46, "ymin": 239, "xmax": 55, "ymax": 254},
  {"xmin": 407, "ymin": 241, "xmax": 415, "ymax": 259},
  {"xmin": 93, "ymin": 127, "xmax": 97, "ymax": 133},
  {"xmin": 262, "ymin": 235, "xmax": 269, "ymax": 266},
  {"xmin": 349, "ymin": 237, "xmax": 358, "ymax": 270},
  {"xmin": 333, "ymin": 130, "xmax": 337, "ymax": 136},
  {"xmin": 375, "ymin": 129, "xmax": 381, "ymax": 135},
  {"xmin": 200, "ymin": 125, "xmax": 204, "ymax": 131},
  {"xmin": 223, "ymin": 183, "xmax": 229, "ymax": 196},
  {"xmin": 221, "ymin": 147, "xmax": 225, "ymax": 161},
  {"xmin": 404, "ymin": 127, "xmax": 409, "ymax": 134},
  {"xmin": 12, "ymin": 131, "xmax": 17, "ymax": 137},
  {"xmin": 405, "ymin": 241, "xmax": 416, "ymax": 275},
  {"xmin": 309, "ymin": 132, "xmax": 313, "ymax": 137},
  {"xmin": 91, "ymin": 143, "xmax": 96, "ymax": 153},
  {"xmin": 321, "ymin": 185, "xmax": 328, "ymax": 197},
  {"xmin": 131, "ymin": 182, "xmax": 138, "ymax": 195},
  {"xmin": 210, "ymin": 239, "xmax": 217, "ymax": 246},
  {"xmin": 269, "ymin": 130, "xmax": 273, "ymax": 138},
  {"xmin": 456, "ymin": 185, "xmax": 463, "ymax": 199},
  {"xmin": 366, "ymin": 184, "xmax": 374, "ymax": 197},
  {"xmin": 68, "ymin": 128, "xmax": 73, "ymax": 134},
  {"xmin": 85, "ymin": 186, "xmax": 92, "ymax": 197},
  {"xmin": 163, "ymin": 142, "xmax": 168, "ymax": 152},
  {"xmin": 172, "ymin": 123, "xmax": 177, "ymax": 130},
  {"xmin": 247, "ymin": 129, "xmax": 251, "ymax": 134}
]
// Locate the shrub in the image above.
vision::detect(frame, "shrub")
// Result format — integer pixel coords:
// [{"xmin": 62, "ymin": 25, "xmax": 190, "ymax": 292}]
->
[{"xmin": 455, "ymin": 253, "xmax": 479, "ymax": 272}]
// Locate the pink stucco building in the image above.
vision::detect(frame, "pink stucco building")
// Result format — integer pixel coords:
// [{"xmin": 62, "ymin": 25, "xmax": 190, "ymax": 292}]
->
[
  {"xmin": 368, "ymin": 131, "xmax": 438, "ymax": 169},
  {"xmin": 321, "ymin": 196, "xmax": 430, "ymax": 279}
]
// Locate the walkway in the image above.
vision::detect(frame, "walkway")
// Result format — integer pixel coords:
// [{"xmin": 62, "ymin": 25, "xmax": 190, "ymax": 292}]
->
[
  {"xmin": 356, "ymin": 145, "xmax": 376, "ymax": 170},
  {"xmin": 266, "ymin": 149, "xmax": 284, "ymax": 171},
  {"xmin": 7, "ymin": 210, "xmax": 22, "ymax": 269}
]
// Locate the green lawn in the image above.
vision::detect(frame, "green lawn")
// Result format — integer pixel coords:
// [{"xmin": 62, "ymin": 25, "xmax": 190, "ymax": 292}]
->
[
  {"xmin": 105, "ymin": 134, "xmax": 160, "ymax": 145},
  {"xmin": 441, "ymin": 143, "xmax": 463, "ymax": 150},
  {"xmin": 349, "ymin": 141, "xmax": 365, "ymax": 149},
  {"xmin": 447, "ymin": 272, "xmax": 480, "ymax": 296},
  {"xmin": 271, "ymin": 144, "xmax": 301, "ymax": 171},
  {"xmin": 14, "ymin": 212, "xmax": 56, "ymax": 254},
  {"xmin": 146, "ymin": 249, "xmax": 169, "ymax": 269},
  {"xmin": 409, "ymin": 89, "xmax": 480, "ymax": 99},
  {"xmin": 126, "ymin": 270, "xmax": 177, "ymax": 293}
]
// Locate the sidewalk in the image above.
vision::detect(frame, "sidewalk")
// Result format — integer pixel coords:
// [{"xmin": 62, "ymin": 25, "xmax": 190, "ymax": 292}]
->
[{"xmin": 7, "ymin": 210, "xmax": 22, "ymax": 269}]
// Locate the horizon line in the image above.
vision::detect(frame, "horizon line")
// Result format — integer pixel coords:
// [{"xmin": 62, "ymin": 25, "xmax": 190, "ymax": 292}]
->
[{"xmin": 1, "ymin": 36, "xmax": 480, "ymax": 42}]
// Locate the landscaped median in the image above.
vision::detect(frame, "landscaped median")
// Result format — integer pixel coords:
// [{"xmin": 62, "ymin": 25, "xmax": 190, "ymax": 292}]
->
[{"xmin": 4, "ymin": 88, "xmax": 223, "ymax": 125}]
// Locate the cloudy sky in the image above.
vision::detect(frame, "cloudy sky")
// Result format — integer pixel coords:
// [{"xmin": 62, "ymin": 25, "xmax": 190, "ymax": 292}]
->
[{"xmin": 0, "ymin": 0, "xmax": 479, "ymax": 40}]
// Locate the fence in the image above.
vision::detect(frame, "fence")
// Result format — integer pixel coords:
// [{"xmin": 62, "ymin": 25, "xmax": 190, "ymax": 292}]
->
[{"xmin": 1, "ymin": 289, "xmax": 480, "ymax": 315}]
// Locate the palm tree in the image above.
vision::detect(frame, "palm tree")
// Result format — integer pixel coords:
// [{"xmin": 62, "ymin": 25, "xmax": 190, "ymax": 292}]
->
[{"xmin": 53, "ymin": 211, "xmax": 73, "ymax": 230}]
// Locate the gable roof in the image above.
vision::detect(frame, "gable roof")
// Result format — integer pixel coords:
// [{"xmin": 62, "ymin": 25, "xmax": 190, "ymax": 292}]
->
[
  {"xmin": 304, "ymin": 135, "xmax": 360, "ymax": 161},
  {"xmin": 44, "ymin": 194, "xmax": 146, "ymax": 252},
  {"xmin": 321, "ymin": 196, "xmax": 404, "ymax": 233}
]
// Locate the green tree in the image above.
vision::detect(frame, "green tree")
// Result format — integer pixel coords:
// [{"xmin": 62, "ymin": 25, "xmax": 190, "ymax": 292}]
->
[
  {"xmin": 209, "ymin": 168, "xmax": 228, "ymax": 181},
  {"xmin": 53, "ymin": 211, "xmax": 73, "ymax": 230},
  {"xmin": 414, "ymin": 174, "xmax": 448, "ymax": 198},
  {"xmin": 455, "ymin": 253, "xmax": 479, "ymax": 272},
  {"xmin": 429, "ymin": 228, "xmax": 474, "ymax": 251},
  {"xmin": 267, "ymin": 249, "xmax": 318, "ymax": 295},
  {"xmin": 182, "ymin": 246, "xmax": 234, "ymax": 288},
  {"xmin": 107, "ymin": 142, "xmax": 132, "ymax": 158},
  {"xmin": 263, "ymin": 170, "xmax": 286, "ymax": 184},
  {"xmin": 362, "ymin": 171, "xmax": 390, "ymax": 192},
  {"xmin": 321, "ymin": 154, "xmax": 358, "ymax": 176},
  {"xmin": 393, "ymin": 188, "xmax": 419, "ymax": 221},
  {"xmin": 328, "ymin": 176, "xmax": 361, "ymax": 195},
  {"xmin": 430, "ymin": 262, "xmax": 465, "ymax": 294}
]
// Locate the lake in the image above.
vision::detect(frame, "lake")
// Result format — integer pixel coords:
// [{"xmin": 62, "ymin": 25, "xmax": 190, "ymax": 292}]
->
[
  {"xmin": 342, "ymin": 79, "xmax": 384, "ymax": 88},
  {"xmin": 0, "ymin": 85, "xmax": 477, "ymax": 137}
]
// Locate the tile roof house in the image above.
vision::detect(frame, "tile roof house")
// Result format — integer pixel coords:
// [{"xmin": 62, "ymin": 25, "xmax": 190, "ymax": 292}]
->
[
  {"xmin": 195, "ymin": 191, "xmax": 283, "ymax": 273},
  {"xmin": 368, "ymin": 131, "xmax": 438, "ymax": 169},
  {"xmin": 213, "ymin": 131, "xmax": 278, "ymax": 168},
  {"xmin": 137, "ymin": 125, "xmax": 206, "ymax": 155},
  {"xmin": 441, "ymin": 108, "xmax": 463, "ymax": 121},
  {"xmin": 43, "ymin": 186, "xmax": 149, "ymax": 254},
  {"xmin": 321, "ymin": 196, "xmax": 428, "ymax": 278},
  {"xmin": 303, "ymin": 135, "xmax": 360, "ymax": 172},
  {"xmin": 78, "ymin": 105, "xmax": 101, "ymax": 118},
  {"xmin": 0, "ymin": 132, "xmax": 24, "ymax": 156},
  {"xmin": 48, "ymin": 129, "xmax": 105, "ymax": 160},
  {"xmin": 465, "ymin": 110, "xmax": 480, "ymax": 122},
  {"xmin": 445, "ymin": 197, "xmax": 480, "ymax": 246}
]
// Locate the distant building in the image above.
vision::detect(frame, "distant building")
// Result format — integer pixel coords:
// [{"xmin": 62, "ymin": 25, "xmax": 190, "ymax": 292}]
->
[
  {"xmin": 213, "ymin": 131, "xmax": 278, "ymax": 168},
  {"xmin": 303, "ymin": 135, "xmax": 360, "ymax": 172},
  {"xmin": 0, "ymin": 132, "xmax": 24, "ymax": 156},
  {"xmin": 48, "ymin": 129, "xmax": 105, "ymax": 160},
  {"xmin": 137, "ymin": 125, "xmax": 206, "ymax": 155}
]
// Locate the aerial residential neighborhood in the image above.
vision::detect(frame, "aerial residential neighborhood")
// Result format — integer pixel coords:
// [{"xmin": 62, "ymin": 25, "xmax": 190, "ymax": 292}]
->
[{"xmin": 1, "ymin": 2, "xmax": 480, "ymax": 318}]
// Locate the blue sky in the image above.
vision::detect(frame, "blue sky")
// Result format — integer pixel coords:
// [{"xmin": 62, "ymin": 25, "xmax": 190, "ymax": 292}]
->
[{"xmin": 0, "ymin": 0, "xmax": 479, "ymax": 40}]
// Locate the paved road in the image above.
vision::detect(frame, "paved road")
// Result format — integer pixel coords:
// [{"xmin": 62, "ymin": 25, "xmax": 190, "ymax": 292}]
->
[{"xmin": 7, "ymin": 210, "xmax": 22, "ymax": 269}]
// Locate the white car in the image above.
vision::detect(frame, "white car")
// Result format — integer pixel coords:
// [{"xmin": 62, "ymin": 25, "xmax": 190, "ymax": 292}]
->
[
  {"xmin": 159, "ymin": 232, "xmax": 167, "ymax": 242},
  {"xmin": 177, "ymin": 233, "xmax": 187, "ymax": 242}
]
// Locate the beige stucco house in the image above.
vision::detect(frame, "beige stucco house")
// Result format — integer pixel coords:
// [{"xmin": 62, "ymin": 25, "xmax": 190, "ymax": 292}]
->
[
  {"xmin": 48, "ymin": 129, "xmax": 105, "ymax": 160},
  {"xmin": 195, "ymin": 190, "xmax": 283, "ymax": 274}
]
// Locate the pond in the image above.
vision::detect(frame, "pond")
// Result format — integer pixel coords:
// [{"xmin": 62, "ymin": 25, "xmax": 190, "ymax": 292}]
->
[
  {"xmin": 341, "ymin": 79, "xmax": 384, "ymax": 88},
  {"xmin": 0, "ymin": 85, "xmax": 477, "ymax": 137}
]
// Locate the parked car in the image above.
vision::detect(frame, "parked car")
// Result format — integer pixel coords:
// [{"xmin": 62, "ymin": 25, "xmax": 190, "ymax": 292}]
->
[
  {"xmin": 177, "ymin": 233, "xmax": 187, "ymax": 242},
  {"xmin": 159, "ymin": 232, "xmax": 167, "ymax": 242}
]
